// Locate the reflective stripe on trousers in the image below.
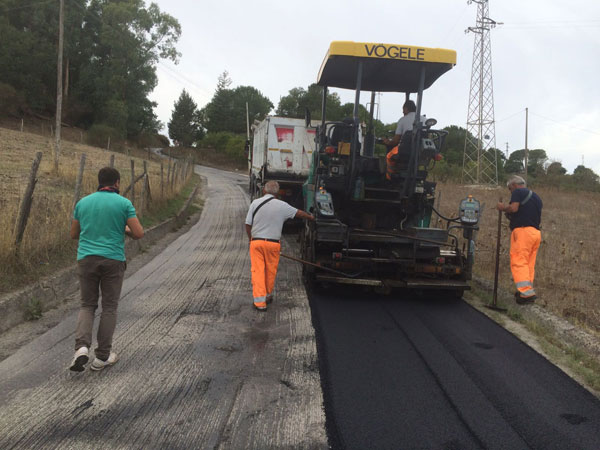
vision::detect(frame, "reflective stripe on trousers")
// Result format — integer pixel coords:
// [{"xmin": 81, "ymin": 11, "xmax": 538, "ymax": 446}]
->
[
  {"xmin": 510, "ymin": 227, "xmax": 541, "ymax": 298},
  {"xmin": 250, "ymin": 240, "xmax": 281, "ymax": 305}
]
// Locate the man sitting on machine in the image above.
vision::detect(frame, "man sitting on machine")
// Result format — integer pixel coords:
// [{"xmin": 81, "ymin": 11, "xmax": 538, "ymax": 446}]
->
[{"xmin": 381, "ymin": 100, "xmax": 418, "ymax": 183}]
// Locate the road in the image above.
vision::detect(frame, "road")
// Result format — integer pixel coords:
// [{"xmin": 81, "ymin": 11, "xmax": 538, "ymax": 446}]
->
[
  {"xmin": 310, "ymin": 289, "xmax": 600, "ymax": 449},
  {"xmin": 1, "ymin": 164, "xmax": 599, "ymax": 450},
  {"xmin": 0, "ymin": 166, "xmax": 327, "ymax": 449}
]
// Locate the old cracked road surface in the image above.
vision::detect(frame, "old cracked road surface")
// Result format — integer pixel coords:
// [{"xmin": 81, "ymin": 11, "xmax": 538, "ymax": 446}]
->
[{"xmin": 0, "ymin": 166, "xmax": 327, "ymax": 449}]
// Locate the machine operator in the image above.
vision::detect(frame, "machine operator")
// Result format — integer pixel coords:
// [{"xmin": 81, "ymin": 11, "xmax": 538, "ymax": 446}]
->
[{"xmin": 382, "ymin": 100, "xmax": 417, "ymax": 181}]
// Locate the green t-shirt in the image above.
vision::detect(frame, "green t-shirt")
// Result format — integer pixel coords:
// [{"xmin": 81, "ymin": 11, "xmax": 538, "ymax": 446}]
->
[{"xmin": 73, "ymin": 191, "xmax": 137, "ymax": 261}]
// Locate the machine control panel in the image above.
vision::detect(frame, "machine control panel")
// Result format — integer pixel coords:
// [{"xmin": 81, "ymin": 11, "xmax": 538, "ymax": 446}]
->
[
  {"xmin": 459, "ymin": 195, "xmax": 480, "ymax": 225},
  {"xmin": 316, "ymin": 189, "xmax": 335, "ymax": 217},
  {"xmin": 421, "ymin": 138, "xmax": 437, "ymax": 151}
]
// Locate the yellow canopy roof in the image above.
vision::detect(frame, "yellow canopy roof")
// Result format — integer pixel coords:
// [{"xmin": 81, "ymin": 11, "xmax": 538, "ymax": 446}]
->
[{"xmin": 317, "ymin": 41, "xmax": 457, "ymax": 92}]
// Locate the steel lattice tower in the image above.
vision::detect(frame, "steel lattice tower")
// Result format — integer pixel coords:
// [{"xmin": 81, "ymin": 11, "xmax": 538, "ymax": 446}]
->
[{"xmin": 463, "ymin": 0, "xmax": 500, "ymax": 185}]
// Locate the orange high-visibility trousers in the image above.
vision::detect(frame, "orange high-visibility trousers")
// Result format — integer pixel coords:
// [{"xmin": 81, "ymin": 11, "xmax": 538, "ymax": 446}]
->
[
  {"xmin": 510, "ymin": 227, "xmax": 541, "ymax": 298},
  {"xmin": 250, "ymin": 240, "xmax": 281, "ymax": 307},
  {"xmin": 386, "ymin": 146, "xmax": 399, "ymax": 180}
]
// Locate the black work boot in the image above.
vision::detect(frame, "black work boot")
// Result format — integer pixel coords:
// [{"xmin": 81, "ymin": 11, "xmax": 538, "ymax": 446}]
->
[{"xmin": 515, "ymin": 292, "xmax": 536, "ymax": 305}]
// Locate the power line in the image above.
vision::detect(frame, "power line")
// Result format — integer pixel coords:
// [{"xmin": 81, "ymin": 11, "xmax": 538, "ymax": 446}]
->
[
  {"xmin": 442, "ymin": 4, "xmax": 470, "ymax": 41},
  {"xmin": 529, "ymin": 111, "xmax": 600, "ymax": 136},
  {"xmin": 67, "ymin": 0, "xmax": 202, "ymax": 97},
  {"xmin": 503, "ymin": 18, "xmax": 600, "ymax": 25},
  {"xmin": 157, "ymin": 63, "xmax": 209, "ymax": 97},
  {"xmin": 495, "ymin": 109, "xmax": 525, "ymax": 123}
]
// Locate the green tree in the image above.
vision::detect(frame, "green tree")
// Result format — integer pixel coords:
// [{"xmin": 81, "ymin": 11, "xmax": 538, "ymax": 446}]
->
[
  {"xmin": 505, "ymin": 149, "xmax": 548, "ymax": 176},
  {"xmin": 546, "ymin": 161, "xmax": 567, "ymax": 176},
  {"xmin": 168, "ymin": 90, "xmax": 203, "ymax": 146},
  {"xmin": 202, "ymin": 78, "xmax": 273, "ymax": 133},
  {"xmin": 572, "ymin": 165, "xmax": 600, "ymax": 191},
  {"xmin": 0, "ymin": 0, "xmax": 181, "ymax": 140},
  {"xmin": 441, "ymin": 126, "xmax": 474, "ymax": 166},
  {"xmin": 276, "ymin": 84, "xmax": 341, "ymax": 120}
]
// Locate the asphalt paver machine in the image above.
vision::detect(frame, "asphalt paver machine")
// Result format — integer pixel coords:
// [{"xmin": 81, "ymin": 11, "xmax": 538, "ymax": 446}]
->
[{"xmin": 301, "ymin": 41, "xmax": 480, "ymax": 296}]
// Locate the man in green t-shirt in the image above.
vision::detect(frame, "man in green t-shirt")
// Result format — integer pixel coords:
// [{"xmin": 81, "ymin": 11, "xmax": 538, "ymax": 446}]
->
[{"xmin": 69, "ymin": 167, "xmax": 144, "ymax": 372}]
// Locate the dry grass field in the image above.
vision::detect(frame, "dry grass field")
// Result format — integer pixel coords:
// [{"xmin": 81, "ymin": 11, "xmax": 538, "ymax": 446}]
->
[
  {"xmin": 435, "ymin": 182, "xmax": 600, "ymax": 334},
  {"xmin": 0, "ymin": 127, "xmax": 191, "ymax": 293}
]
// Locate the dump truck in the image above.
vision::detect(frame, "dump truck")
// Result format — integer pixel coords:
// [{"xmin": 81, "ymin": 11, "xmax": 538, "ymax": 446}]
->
[
  {"xmin": 300, "ymin": 41, "xmax": 481, "ymax": 297},
  {"xmin": 248, "ymin": 116, "xmax": 320, "ymax": 208}
]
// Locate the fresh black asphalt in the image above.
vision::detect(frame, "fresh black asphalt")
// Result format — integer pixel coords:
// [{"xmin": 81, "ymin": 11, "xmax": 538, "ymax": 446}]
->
[{"xmin": 309, "ymin": 288, "xmax": 600, "ymax": 450}]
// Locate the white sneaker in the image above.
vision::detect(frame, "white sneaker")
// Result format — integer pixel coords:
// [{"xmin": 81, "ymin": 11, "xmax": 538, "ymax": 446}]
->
[
  {"xmin": 69, "ymin": 347, "xmax": 89, "ymax": 372},
  {"xmin": 90, "ymin": 352, "xmax": 119, "ymax": 371}
]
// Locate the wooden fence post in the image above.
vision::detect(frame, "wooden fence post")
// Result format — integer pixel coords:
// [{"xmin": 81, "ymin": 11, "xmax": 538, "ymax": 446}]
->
[
  {"xmin": 109, "ymin": 154, "xmax": 115, "ymax": 168},
  {"xmin": 130, "ymin": 159, "xmax": 135, "ymax": 205},
  {"xmin": 20, "ymin": 119, "xmax": 24, "ymax": 132},
  {"xmin": 160, "ymin": 162, "xmax": 164, "ymax": 200},
  {"xmin": 107, "ymin": 136, "xmax": 111, "ymax": 151},
  {"xmin": 142, "ymin": 161, "xmax": 148, "ymax": 212},
  {"xmin": 167, "ymin": 158, "xmax": 172, "ymax": 191},
  {"xmin": 171, "ymin": 162, "xmax": 177, "ymax": 191},
  {"xmin": 80, "ymin": 131, "xmax": 83, "ymax": 143},
  {"xmin": 72, "ymin": 153, "xmax": 87, "ymax": 212},
  {"xmin": 145, "ymin": 173, "xmax": 152, "ymax": 204},
  {"xmin": 140, "ymin": 174, "xmax": 147, "ymax": 218},
  {"xmin": 14, "ymin": 152, "xmax": 43, "ymax": 254}
]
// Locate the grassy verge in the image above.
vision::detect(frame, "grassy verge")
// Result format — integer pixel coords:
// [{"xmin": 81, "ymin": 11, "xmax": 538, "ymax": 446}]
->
[
  {"xmin": 466, "ymin": 285, "xmax": 600, "ymax": 395},
  {"xmin": 139, "ymin": 174, "xmax": 202, "ymax": 228}
]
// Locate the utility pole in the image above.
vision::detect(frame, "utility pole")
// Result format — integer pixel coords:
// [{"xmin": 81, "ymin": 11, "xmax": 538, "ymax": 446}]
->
[
  {"xmin": 462, "ymin": 0, "xmax": 501, "ymax": 185},
  {"xmin": 505, "ymin": 142, "xmax": 509, "ymax": 158},
  {"xmin": 54, "ymin": 0, "xmax": 65, "ymax": 173},
  {"xmin": 524, "ymin": 107, "xmax": 528, "ymax": 179}
]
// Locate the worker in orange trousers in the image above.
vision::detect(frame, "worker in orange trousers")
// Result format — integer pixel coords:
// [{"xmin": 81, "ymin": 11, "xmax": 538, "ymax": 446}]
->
[
  {"xmin": 245, "ymin": 181, "xmax": 314, "ymax": 311},
  {"xmin": 497, "ymin": 175, "xmax": 543, "ymax": 304}
]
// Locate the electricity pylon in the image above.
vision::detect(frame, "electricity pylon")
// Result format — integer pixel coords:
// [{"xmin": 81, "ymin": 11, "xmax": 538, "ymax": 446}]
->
[{"xmin": 462, "ymin": 0, "xmax": 501, "ymax": 185}]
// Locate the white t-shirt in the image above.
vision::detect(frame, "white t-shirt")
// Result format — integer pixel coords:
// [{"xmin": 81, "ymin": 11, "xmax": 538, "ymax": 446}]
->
[
  {"xmin": 245, "ymin": 194, "xmax": 298, "ymax": 240},
  {"xmin": 395, "ymin": 112, "xmax": 416, "ymax": 136}
]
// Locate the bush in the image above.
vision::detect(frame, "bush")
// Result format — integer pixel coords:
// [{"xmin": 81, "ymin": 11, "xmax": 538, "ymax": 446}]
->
[
  {"xmin": 201, "ymin": 132, "xmax": 234, "ymax": 152},
  {"xmin": 0, "ymin": 82, "xmax": 26, "ymax": 116},
  {"xmin": 430, "ymin": 160, "xmax": 463, "ymax": 183},
  {"xmin": 198, "ymin": 132, "xmax": 247, "ymax": 164},
  {"xmin": 134, "ymin": 131, "xmax": 170, "ymax": 149},
  {"xmin": 224, "ymin": 134, "xmax": 246, "ymax": 160},
  {"xmin": 157, "ymin": 134, "xmax": 171, "ymax": 148},
  {"xmin": 87, "ymin": 123, "xmax": 122, "ymax": 149}
]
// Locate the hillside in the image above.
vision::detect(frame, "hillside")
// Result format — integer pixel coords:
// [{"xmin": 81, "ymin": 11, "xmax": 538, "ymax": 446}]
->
[{"xmin": 0, "ymin": 127, "xmax": 191, "ymax": 293}]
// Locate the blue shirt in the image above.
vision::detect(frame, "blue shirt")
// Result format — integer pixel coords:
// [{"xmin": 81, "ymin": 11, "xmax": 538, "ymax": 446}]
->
[
  {"xmin": 73, "ymin": 191, "xmax": 137, "ymax": 261},
  {"xmin": 509, "ymin": 188, "xmax": 542, "ymax": 231}
]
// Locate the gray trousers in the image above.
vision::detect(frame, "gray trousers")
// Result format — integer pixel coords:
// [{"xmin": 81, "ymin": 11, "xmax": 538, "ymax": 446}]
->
[{"xmin": 75, "ymin": 256, "xmax": 126, "ymax": 360}]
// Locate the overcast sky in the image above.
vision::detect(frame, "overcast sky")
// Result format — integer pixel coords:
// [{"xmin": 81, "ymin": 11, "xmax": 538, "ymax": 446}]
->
[{"xmin": 150, "ymin": 0, "xmax": 600, "ymax": 175}]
